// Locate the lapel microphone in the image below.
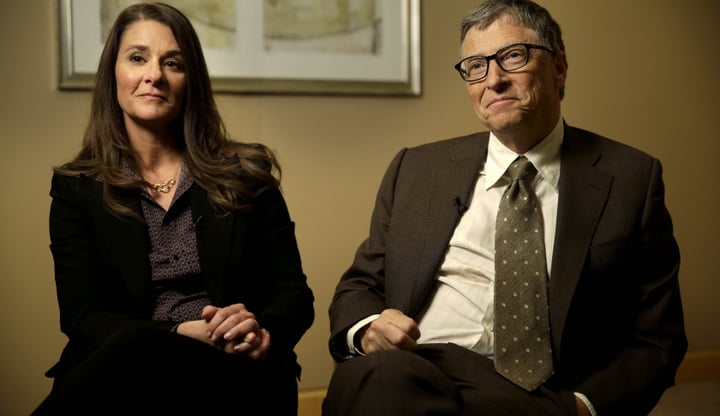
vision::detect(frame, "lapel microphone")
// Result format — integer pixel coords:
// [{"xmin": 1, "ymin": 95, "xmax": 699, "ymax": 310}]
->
[{"xmin": 453, "ymin": 196, "xmax": 468, "ymax": 214}]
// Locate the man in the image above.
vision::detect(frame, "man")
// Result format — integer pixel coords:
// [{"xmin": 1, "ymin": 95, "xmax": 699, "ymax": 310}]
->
[{"xmin": 323, "ymin": 1, "xmax": 687, "ymax": 415}]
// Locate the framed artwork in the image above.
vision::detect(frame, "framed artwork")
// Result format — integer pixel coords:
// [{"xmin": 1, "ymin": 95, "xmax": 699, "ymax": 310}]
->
[{"xmin": 57, "ymin": 0, "xmax": 421, "ymax": 95}]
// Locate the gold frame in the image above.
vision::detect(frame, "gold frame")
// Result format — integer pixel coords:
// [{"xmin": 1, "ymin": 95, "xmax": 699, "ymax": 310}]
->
[{"xmin": 57, "ymin": 0, "xmax": 421, "ymax": 96}]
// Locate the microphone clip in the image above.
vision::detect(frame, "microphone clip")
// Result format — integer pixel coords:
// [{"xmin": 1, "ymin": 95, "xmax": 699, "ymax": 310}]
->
[{"xmin": 453, "ymin": 196, "xmax": 468, "ymax": 214}]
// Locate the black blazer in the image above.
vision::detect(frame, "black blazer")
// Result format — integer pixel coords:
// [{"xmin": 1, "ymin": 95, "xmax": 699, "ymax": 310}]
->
[
  {"xmin": 329, "ymin": 125, "xmax": 686, "ymax": 415},
  {"xmin": 47, "ymin": 173, "xmax": 314, "ymax": 379}
]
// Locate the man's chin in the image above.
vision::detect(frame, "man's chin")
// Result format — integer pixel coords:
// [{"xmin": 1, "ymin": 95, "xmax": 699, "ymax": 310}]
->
[{"xmin": 480, "ymin": 115, "xmax": 525, "ymax": 134}]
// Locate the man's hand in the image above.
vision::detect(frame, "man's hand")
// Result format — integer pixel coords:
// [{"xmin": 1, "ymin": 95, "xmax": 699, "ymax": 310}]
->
[{"xmin": 359, "ymin": 308, "xmax": 421, "ymax": 354}]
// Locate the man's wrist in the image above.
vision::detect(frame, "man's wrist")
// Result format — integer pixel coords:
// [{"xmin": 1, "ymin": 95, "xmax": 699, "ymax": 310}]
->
[{"xmin": 346, "ymin": 314, "xmax": 380, "ymax": 355}]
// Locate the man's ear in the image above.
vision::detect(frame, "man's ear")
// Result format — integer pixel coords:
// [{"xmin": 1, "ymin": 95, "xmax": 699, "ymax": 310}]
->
[{"xmin": 554, "ymin": 50, "xmax": 569, "ymax": 90}]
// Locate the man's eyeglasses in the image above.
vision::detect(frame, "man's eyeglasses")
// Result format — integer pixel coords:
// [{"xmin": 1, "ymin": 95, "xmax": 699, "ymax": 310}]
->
[{"xmin": 454, "ymin": 43, "xmax": 555, "ymax": 82}]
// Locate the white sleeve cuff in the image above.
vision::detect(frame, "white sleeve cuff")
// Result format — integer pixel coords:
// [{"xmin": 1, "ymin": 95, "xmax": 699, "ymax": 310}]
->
[
  {"xmin": 346, "ymin": 314, "xmax": 381, "ymax": 355},
  {"xmin": 574, "ymin": 392, "xmax": 598, "ymax": 416}
]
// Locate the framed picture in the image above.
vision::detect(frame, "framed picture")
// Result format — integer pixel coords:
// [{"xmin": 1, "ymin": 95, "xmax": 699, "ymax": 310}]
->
[{"xmin": 57, "ymin": 0, "xmax": 421, "ymax": 95}]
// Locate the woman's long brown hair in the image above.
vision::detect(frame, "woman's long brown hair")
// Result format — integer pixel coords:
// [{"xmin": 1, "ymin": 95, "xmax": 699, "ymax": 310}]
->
[{"xmin": 55, "ymin": 2, "xmax": 280, "ymax": 219}]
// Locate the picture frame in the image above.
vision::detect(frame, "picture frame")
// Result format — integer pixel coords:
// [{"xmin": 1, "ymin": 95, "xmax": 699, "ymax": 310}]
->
[{"xmin": 57, "ymin": 0, "xmax": 421, "ymax": 95}]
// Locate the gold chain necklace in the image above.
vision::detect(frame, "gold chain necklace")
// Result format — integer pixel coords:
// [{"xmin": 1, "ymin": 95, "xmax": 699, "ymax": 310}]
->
[
  {"xmin": 150, "ymin": 178, "xmax": 176, "ymax": 193},
  {"xmin": 148, "ymin": 164, "xmax": 181, "ymax": 193}
]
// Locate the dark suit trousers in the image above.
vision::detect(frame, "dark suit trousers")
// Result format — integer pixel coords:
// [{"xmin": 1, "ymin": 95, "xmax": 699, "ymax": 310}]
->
[
  {"xmin": 323, "ymin": 343, "xmax": 576, "ymax": 416},
  {"xmin": 32, "ymin": 327, "xmax": 298, "ymax": 415}
]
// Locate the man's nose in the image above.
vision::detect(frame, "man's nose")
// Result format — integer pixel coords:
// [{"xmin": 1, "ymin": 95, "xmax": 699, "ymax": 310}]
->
[{"xmin": 484, "ymin": 59, "xmax": 508, "ymax": 88}]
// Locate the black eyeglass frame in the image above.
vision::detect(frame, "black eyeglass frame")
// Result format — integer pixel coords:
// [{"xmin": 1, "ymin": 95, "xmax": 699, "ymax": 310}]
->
[{"xmin": 454, "ymin": 43, "xmax": 555, "ymax": 82}]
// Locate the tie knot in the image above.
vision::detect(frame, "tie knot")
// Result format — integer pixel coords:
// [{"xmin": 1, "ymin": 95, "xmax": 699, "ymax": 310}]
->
[{"xmin": 507, "ymin": 156, "xmax": 537, "ymax": 182}]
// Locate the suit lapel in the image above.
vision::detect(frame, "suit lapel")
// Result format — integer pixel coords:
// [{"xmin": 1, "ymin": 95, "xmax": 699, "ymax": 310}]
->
[
  {"xmin": 549, "ymin": 128, "xmax": 613, "ymax": 353},
  {"xmin": 408, "ymin": 134, "xmax": 488, "ymax": 314}
]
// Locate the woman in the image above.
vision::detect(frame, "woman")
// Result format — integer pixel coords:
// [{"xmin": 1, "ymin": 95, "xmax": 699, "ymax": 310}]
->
[{"xmin": 34, "ymin": 3, "xmax": 314, "ymax": 414}]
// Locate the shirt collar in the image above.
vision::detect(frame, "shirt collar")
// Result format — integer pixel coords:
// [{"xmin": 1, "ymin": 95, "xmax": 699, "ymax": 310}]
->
[{"xmin": 483, "ymin": 117, "xmax": 563, "ymax": 190}]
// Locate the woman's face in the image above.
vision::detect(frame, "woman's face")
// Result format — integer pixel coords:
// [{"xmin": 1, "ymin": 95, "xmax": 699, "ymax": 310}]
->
[{"xmin": 115, "ymin": 19, "xmax": 186, "ymax": 133}]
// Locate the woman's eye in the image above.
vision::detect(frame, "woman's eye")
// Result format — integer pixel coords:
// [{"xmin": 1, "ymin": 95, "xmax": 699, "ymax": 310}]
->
[{"xmin": 165, "ymin": 60, "xmax": 184, "ymax": 71}]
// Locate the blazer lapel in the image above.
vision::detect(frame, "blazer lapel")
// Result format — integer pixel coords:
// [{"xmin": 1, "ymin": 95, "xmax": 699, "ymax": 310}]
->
[
  {"xmin": 549, "ymin": 128, "xmax": 613, "ymax": 353},
  {"xmin": 101, "ymin": 188, "xmax": 152, "ymax": 305},
  {"xmin": 408, "ymin": 134, "xmax": 489, "ymax": 314},
  {"xmin": 190, "ymin": 184, "xmax": 235, "ymax": 301}
]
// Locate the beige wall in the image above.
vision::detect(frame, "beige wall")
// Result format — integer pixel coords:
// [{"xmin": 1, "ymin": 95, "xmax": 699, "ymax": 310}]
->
[{"xmin": 1, "ymin": 0, "xmax": 718, "ymax": 414}]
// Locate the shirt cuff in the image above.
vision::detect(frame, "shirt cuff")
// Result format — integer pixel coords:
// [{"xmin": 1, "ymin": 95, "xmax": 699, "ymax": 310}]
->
[
  {"xmin": 346, "ymin": 314, "xmax": 381, "ymax": 355},
  {"xmin": 574, "ymin": 392, "xmax": 598, "ymax": 416}
]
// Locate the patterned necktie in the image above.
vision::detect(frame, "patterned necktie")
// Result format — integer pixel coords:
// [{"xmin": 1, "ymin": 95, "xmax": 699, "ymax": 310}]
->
[{"xmin": 494, "ymin": 156, "xmax": 554, "ymax": 391}]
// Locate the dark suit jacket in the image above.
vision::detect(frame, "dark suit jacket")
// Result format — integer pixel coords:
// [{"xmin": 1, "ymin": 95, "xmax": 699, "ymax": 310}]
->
[
  {"xmin": 329, "ymin": 125, "xmax": 686, "ymax": 415},
  {"xmin": 47, "ymin": 173, "xmax": 314, "ymax": 380}
]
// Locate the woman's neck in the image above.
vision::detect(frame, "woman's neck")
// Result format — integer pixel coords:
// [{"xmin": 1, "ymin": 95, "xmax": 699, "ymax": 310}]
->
[{"xmin": 126, "ymin": 123, "xmax": 182, "ymax": 169}]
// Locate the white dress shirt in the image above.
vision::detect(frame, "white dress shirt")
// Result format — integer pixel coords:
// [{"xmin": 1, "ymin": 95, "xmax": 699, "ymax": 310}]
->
[{"xmin": 415, "ymin": 118, "xmax": 563, "ymax": 353}]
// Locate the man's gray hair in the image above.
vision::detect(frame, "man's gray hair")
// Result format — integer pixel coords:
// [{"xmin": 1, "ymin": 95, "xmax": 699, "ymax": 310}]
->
[{"xmin": 460, "ymin": 0, "xmax": 565, "ymax": 53}]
